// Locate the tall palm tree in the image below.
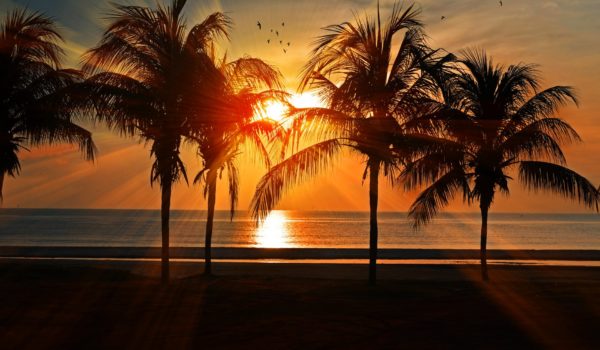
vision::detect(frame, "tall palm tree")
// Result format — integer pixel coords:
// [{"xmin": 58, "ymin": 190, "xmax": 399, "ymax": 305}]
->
[
  {"xmin": 186, "ymin": 50, "xmax": 284, "ymax": 275},
  {"xmin": 79, "ymin": 0, "xmax": 230, "ymax": 282},
  {"xmin": 251, "ymin": 2, "xmax": 452, "ymax": 285},
  {"xmin": 404, "ymin": 49, "xmax": 599, "ymax": 280},
  {"xmin": 0, "ymin": 8, "xmax": 95, "ymax": 201}
]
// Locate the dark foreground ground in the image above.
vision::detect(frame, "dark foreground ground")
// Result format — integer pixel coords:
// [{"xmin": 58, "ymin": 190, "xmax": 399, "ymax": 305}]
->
[{"xmin": 0, "ymin": 259, "xmax": 598, "ymax": 349}]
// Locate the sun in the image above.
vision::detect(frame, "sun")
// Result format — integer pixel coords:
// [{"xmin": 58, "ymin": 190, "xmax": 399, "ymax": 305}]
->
[
  {"xmin": 263, "ymin": 99, "xmax": 288, "ymax": 123},
  {"xmin": 255, "ymin": 92, "xmax": 323, "ymax": 126}
]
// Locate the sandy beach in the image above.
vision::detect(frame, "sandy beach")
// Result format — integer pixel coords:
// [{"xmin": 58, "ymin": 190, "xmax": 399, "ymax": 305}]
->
[{"xmin": 0, "ymin": 258, "xmax": 598, "ymax": 349}]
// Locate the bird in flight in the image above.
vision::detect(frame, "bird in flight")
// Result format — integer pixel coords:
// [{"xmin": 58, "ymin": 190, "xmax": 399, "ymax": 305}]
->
[
  {"xmin": 275, "ymin": 30, "xmax": 279, "ymax": 36},
  {"xmin": 283, "ymin": 49, "xmax": 287, "ymax": 54},
  {"xmin": 257, "ymin": 21, "xmax": 261, "ymax": 30},
  {"xmin": 287, "ymin": 42, "xmax": 290, "ymax": 46},
  {"xmin": 270, "ymin": 29, "xmax": 273, "ymax": 33},
  {"xmin": 267, "ymin": 39, "xmax": 270, "ymax": 44},
  {"xmin": 441, "ymin": 16, "xmax": 446, "ymax": 20},
  {"xmin": 499, "ymin": 1, "xmax": 503, "ymax": 6},
  {"xmin": 280, "ymin": 40, "xmax": 283, "ymax": 44},
  {"xmin": 282, "ymin": 22, "xmax": 285, "ymax": 27}
]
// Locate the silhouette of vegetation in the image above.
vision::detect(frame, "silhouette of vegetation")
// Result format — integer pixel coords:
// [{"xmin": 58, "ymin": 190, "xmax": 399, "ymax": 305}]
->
[
  {"xmin": 404, "ymin": 49, "xmax": 599, "ymax": 280},
  {"xmin": 0, "ymin": 8, "xmax": 95, "ymax": 201},
  {"xmin": 77, "ymin": 0, "xmax": 230, "ymax": 282},
  {"xmin": 251, "ymin": 2, "xmax": 453, "ymax": 285},
  {"xmin": 1, "ymin": 2, "xmax": 598, "ymax": 287},
  {"xmin": 187, "ymin": 50, "xmax": 284, "ymax": 275}
]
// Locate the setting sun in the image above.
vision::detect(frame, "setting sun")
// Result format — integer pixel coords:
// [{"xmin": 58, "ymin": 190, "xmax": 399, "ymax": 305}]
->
[
  {"xmin": 262, "ymin": 99, "xmax": 288, "ymax": 123},
  {"xmin": 255, "ymin": 92, "xmax": 323, "ymax": 127}
]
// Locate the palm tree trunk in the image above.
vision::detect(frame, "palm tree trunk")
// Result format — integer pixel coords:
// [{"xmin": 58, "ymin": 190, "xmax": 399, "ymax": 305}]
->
[
  {"xmin": 479, "ymin": 203, "xmax": 489, "ymax": 281},
  {"xmin": 204, "ymin": 170, "xmax": 217, "ymax": 275},
  {"xmin": 0, "ymin": 171, "xmax": 4, "ymax": 204},
  {"xmin": 369, "ymin": 161, "xmax": 380, "ymax": 286},
  {"xmin": 161, "ymin": 182, "xmax": 172, "ymax": 284}
]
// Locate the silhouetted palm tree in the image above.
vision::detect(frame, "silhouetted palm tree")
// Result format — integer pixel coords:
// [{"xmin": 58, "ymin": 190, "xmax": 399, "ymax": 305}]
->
[
  {"xmin": 186, "ymin": 50, "xmax": 284, "ymax": 275},
  {"xmin": 79, "ymin": 0, "xmax": 230, "ymax": 282},
  {"xmin": 251, "ymin": 2, "xmax": 452, "ymax": 285},
  {"xmin": 0, "ymin": 8, "xmax": 95, "ymax": 202},
  {"xmin": 404, "ymin": 49, "xmax": 599, "ymax": 280}
]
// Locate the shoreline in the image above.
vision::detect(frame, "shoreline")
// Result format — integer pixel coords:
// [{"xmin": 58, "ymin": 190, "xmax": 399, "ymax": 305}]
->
[
  {"xmin": 2, "ymin": 246, "xmax": 600, "ymax": 261},
  {"xmin": 2, "ymin": 257, "xmax": 599, "ymax": 280}
]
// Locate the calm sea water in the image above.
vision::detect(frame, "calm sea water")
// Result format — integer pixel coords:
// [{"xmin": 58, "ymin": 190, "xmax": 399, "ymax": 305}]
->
[{"xmin": 0, "ymin": 209, "xmax": 599, "ymax": 250}]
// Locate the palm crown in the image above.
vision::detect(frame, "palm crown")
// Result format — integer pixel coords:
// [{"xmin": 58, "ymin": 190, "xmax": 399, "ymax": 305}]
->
[{"xmin": 0, "ymin": 9, "xmax": 95, "ymax": 200}]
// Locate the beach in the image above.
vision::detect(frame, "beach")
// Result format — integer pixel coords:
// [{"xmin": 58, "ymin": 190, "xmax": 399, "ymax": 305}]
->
[
  {"xmin": 1, "ymin": 211, "xmax": 599, "ymax": 349},
  {"xmin": 1, "ymin": 258, "xmax": 598, "ymax": 349}
]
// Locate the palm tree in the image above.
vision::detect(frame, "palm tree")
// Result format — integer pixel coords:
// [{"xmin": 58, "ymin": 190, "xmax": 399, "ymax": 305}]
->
[
  {"xmin": 0, "ymin": 8, "xmax": 95, "ymax": 202},
  {"xmin": 78, "ymin": 0, "xmax": 230, "ymax": 283},
  {"xmin": 404, "ymin": 49, "xmax": 599, "ymax": 280},
  {"xmin": 251, "ymin": 2, "xmax": 452, "ymax": 285},
  {"xmin": 186, "ymin": 51, "xmax": 284, "ymax": 275}
]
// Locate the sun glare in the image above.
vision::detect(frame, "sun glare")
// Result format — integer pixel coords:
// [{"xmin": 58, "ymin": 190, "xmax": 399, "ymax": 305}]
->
[
  {"xmin": 255, "ymin": 92, "xmax": 324, "ymax": 127},
  {"xmin": 263, "ymin": 99, "xmax": 288, "ymax": 123},
  {"xmin": 255, "ymin": 210, "xmax": 291, "ymax": 248},
  {"xmin": 289, "ymin": 92, "xmax": 322, "ymax": 109}
]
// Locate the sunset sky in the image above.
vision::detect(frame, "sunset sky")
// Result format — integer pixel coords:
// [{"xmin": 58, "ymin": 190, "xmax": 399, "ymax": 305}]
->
[{"xmin": 3, "ymin": 0, "xmax": 600, "ymax": 213}]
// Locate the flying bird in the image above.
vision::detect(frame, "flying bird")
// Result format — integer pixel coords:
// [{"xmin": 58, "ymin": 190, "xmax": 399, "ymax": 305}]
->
[
  {"xmin": 283, "ymin": 49, "xmax": 287, "ymax": 54},
  {"xmin": 275, "ymin": 30, "xmax": 279, "ymax": 36},
  {"xmin": 282, "ymin": 22, "xmax": 285, "ymax": 27},
  {"xmin": 287, "ymin": 42, "xmax": 290, "ymax": 46},
  {"xmin": 280, "ymin": 40, "xmax": 283, "ymax": 44},
  {"xmin": 499, "ymin": 1, "xmax": 503, "ymax": 6},
  {"xmin": 257, "ymin": 21, "xmax": 261, "ymax": 30},
  {"xmin": 441, "ymin": 16, "xmax": 446, "ymax": 20},
  {"xmin": 270, "ymin": 29, "xmax": 273, "ymax": 33},
  {"xmin": 267, "ymin": 39, "xmax": 270, "ymax": 44}
]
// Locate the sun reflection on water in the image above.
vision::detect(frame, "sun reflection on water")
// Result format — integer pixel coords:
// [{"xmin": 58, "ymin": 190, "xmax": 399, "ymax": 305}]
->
[{"xmin": 255, "ymin": 211, "xmax": 291, "ymax": 248}]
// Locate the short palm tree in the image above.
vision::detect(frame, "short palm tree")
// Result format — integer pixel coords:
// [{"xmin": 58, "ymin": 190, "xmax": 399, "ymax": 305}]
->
[
  {"xmin": 0, "ymin": 9, "xmax": 95, "ymax": 201},
  {"xmin": 251, "ymin": 2, "xmax": 452, "ymax": 285},
  {"xmin": 404, "ymin": 49, "xmax": 599, "ymax": 280},
  {"xmin": 79, "ymin": 0, "xmax": 230, "ymax": 282},
  {"xmin": 186, "ymin": 51, "xmax": 284, "ymax": 275}
]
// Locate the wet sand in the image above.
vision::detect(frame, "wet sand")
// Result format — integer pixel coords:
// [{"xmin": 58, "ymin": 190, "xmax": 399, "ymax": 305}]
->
[{"xmin": 0, "ymin": 259, "xmax": 598, "ymax": 349}]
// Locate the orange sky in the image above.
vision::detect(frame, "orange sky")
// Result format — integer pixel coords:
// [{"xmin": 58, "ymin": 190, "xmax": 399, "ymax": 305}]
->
[{"xmin": 3, "ymin": 0, "xmax": 600, "ymax": 213}]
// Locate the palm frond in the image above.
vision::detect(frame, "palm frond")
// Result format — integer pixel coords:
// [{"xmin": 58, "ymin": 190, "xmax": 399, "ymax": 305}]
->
[
  {"xmin": 225, "ymin": 159, "xmax": 239, "ymax": 219},
  {"xmin": 399, "ymin": 136, "xmax": 466, "ymax": 190},
  {"xmin": 495, "ymin": 62, "xmax": 540, "ymax": 111},
  {"xmin": 503, "ymin": 86, "xmax": 578, "ymax": 137},
  {"xmin": 251, "ymin": 138, "xmax": 342, "ymax": 221},
  {"xmin": 519, "ymin": 161, "xmax": 598, "ymax": 210},
  {"xmin": 499, "ymin": 118, "xmax": 581, "ymax": 164},
  {"xmin": 223, "ymin": 56, "xmax": 283, "ymax": 91},
  {"xmin": 408, "ymin": 169, "xmax": 470, "ymax": 228},
  {"xmin": 184, "ymin": 12, "xmax": 232, "ymax": 53},
  {"xmin": 286, "ymin": 107, "xmax": 355, "ymax": 143}
]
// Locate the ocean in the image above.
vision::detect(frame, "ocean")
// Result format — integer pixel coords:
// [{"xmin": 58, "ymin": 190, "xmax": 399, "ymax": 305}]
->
[{"xmin": 0, "ymin": 209, "xmax": 599, "ymax": 250}]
